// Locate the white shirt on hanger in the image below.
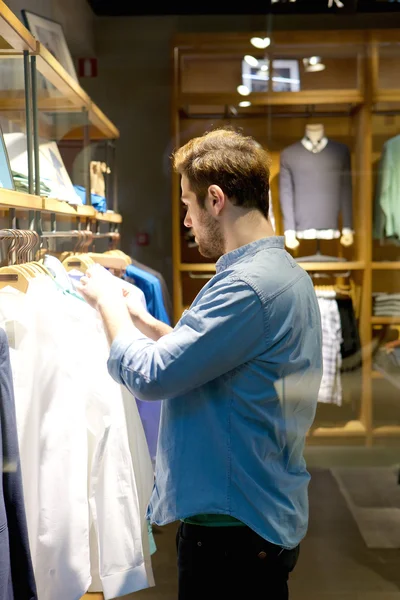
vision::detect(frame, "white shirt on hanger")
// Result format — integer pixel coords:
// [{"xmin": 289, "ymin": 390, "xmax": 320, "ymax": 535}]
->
[{"xmin": 0, "ymin": 278, "xmax": 154, "ymax": 600}]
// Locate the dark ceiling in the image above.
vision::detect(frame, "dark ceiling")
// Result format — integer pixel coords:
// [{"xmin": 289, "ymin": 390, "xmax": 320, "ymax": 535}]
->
[{"xmin": 87, "ymin": 0, "xmax": 400, "ymax": 16}]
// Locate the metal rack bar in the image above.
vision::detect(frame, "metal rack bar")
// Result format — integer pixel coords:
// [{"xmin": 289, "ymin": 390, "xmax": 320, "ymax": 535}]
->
[
  {"xmin": 31, "ymin": 55, "xmax": 40, "ymax": 197},
  {"xmin": 23, "ymin": 50, "xmax": 33, "ymax": 195},
  {"xmin": 0, "ymin": 230, "xmax": 116, "ymax": 240},
  {"xmin": 83, "ymin": 109, "xmax": 91, "ymax": 207}
]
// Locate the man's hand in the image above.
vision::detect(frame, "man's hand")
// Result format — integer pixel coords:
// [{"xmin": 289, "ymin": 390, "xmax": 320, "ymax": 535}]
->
[
  {"xmin": 77, "ymin": 264, "xmax": 122, "ymax": 310},
  {"xmin": 122, "ymin": 286, "xmax": 148, "ymax": 322}
]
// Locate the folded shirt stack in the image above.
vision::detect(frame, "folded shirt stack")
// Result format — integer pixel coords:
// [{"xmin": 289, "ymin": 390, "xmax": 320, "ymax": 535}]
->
[{"xmin": 373, "ymin": 293, "xmax": 400, "ymax": 316}]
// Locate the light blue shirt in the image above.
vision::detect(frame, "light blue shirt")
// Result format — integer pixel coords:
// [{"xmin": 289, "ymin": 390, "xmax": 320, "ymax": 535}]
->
[{"xmin": 108, "ymin": 236, "xmax": 322, "ymax": 549}]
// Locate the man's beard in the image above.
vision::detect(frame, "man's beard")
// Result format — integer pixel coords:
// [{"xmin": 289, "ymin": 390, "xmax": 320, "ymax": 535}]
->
[{"xmin": 196, "ymin": 210, "xmax": 225, "ymax": 260}]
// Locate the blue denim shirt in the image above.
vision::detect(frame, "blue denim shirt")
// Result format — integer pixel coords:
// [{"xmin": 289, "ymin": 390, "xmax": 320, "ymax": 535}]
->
[{"xmin": 108, "ymin": 236, "xmax": 322, "ymax": 549}]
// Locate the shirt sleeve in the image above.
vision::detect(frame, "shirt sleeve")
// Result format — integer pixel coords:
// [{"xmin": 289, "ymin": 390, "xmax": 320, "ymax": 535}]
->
[
  {"xmin": 340, "ymin": 145, "xmax": 353, "ymax": 230},
  {"xmin": 374, "ymin": 143, "xmax": 392, "ymax": 239},
  {"xmin": 279, "ymin": 152, "xmax": 296, "ymax": 233},
  {"xmin": 107, "ymin": 275, "xmax": 266, "ymax": 401}
]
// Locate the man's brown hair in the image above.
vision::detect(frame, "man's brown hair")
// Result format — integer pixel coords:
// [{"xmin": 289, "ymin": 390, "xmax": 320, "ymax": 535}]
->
[{"xmin": 173, "ymin": 128, "xmax": 271, "ymax": 216}]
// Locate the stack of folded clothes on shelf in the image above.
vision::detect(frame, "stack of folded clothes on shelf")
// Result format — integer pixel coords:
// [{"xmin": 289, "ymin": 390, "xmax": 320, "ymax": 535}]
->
[
  {"xmin": 373, "ymin": 293, "xmax": 400, "ymax": 316},
  {"xmin": 13, "ymin": 171, "xmax": 52, "ymax": 196}
]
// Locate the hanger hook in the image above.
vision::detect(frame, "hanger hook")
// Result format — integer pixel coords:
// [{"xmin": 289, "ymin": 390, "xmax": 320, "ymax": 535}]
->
[{"xmin": 1, "ymin": 229, "xmax": 18, "ymax": 265}]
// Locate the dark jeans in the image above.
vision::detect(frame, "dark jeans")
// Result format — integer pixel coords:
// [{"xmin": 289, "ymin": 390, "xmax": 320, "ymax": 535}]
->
[{"xmin": 176, "ymin": 522, "xmax": 300, "ymax": 600}]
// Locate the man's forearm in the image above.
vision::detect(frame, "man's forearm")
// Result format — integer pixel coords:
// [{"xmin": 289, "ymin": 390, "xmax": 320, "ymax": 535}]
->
[
  {"xmin": 98, "ymin": 296, "xmax": 137, "ymax": 347},
  {"xmin": 129, "ymin": 309, "xmax": 173, "ymax": 341}
]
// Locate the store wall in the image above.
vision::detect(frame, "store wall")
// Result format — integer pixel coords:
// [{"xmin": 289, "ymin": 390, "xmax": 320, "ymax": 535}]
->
[
  {"xmin": 83, "ymin": 17, "xmax": 176, "ymax": 287},
  {"xmin": 4, "ymin": 0, "xmax": 95, "ymax": 55}
]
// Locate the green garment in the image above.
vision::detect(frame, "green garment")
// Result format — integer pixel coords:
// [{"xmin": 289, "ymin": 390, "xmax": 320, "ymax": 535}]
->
[
  {"xmin": 182, "ymin": 514, "xmax": 246, "ymax": 527},
  {"xmin": 374, "ymin": 135, "xmax": 400, "ymax": 241}
]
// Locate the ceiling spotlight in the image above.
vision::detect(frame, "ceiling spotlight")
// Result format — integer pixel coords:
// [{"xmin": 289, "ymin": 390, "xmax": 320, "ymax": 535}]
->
[
  {"xmin": 303, "ymin": 56, "xmax": 326, "ymax": 73},
  {"xmin": 244, "ymin": 55, "xmax": 259, "ymax": 68},
  {"xmin": 237, "ymin": 84, "xmax": 250, "ymax": 96},
  {"xmin": 250, "ymin": 37, "xmax": 271, "ymax": 49},
  {"xmin": 260, "ymin": 64, "xmax": 269, "ymax": 72},
  {"xmin": 239, "ymin": 101, "xmax": 252, "ymax": 108}
]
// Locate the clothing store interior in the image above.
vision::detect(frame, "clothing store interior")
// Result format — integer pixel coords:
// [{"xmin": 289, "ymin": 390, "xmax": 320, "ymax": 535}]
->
[{"xmin": 1, "ymin": 0, "xmax": 400, "ymax": 599}]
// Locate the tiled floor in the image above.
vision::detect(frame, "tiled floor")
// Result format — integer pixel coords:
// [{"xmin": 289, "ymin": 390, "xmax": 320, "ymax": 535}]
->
[{"xmin": 123, "ymin": 450, "xmax": 400, "ymax": 600}]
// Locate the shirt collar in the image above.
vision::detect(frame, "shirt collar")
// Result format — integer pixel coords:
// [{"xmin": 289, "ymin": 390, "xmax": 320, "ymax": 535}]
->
[
  {"xmin": 216, "ymin": 236, "xmax": 285, "ymax": 274},
  {"xmin": 301, "ymin": 136, "xmax": 328, "ymax": 154}
]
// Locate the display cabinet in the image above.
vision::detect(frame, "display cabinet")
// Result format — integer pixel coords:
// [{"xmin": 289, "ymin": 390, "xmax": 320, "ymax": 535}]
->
[{"xmin": 172, "ymin": 29, "xmax": 400, "ymax": 447}]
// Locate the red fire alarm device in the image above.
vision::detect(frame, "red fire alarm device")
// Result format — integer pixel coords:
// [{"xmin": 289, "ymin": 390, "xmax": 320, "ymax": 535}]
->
[
  {"xmin": 78, "ymin": 58, "xmax": 98, "ymax": 78},
  {"xmin": 136, "ymin": 232, "xmax": 150, "ymax": 247}
]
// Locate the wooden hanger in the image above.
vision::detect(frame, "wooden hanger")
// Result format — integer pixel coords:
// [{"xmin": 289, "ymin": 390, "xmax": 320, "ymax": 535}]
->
[
  {"xmin": 0, "ymin": 230, "xmax": 31, "ymax": 293},
  {"xmin": 61, "ymin": 231, "xmax": 95, "ymax": 273}
]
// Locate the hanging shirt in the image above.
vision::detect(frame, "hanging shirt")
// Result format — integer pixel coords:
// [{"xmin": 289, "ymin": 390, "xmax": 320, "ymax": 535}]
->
[
  {"xmin": 0, "ymin": 327, "xmax": 37, "ymax": 600},
  {"xmin": 125, "ymin": 265, "xmax": 170, "ymax": 325},
  {"xmin": 374, "ymin": 134, "xmax": 400, "ymax": 241},
  {"xmin": 0, "ymin": 280, "xmax": 154, "ymax": 600},
  {"xmin": 129, "ymin": 259, "xmax": 173, "ymax": 323},
  {"xmin": 108, "ymin": 237, "xmax": 323, "ymax": 550},
  {"xmin": 124, "ymin": 270, "xmax": 166, "ymax": 464},
  {"xmin": 317, "ymin": 297, "xmax": 343, "ymax": 406}
]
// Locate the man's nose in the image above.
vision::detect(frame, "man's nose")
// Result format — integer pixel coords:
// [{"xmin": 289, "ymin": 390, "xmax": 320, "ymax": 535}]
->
[{"xmin": 184, "ymin": 213, "xmax": 192, "ymax": 228}]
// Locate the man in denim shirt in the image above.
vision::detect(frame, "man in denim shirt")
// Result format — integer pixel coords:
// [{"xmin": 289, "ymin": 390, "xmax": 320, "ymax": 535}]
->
[{"xmin": 78, "ymin": 128, "xmax": 322, "ymax": 600}]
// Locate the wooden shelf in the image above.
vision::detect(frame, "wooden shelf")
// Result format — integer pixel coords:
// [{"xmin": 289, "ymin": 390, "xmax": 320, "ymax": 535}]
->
[
  {"xmin": 308, "ymin": 420, "xmax": 366, "ymax": 438},
  {"xmin": 179, "ymin": 89, "xmax": 363, "ymax": 109},
  {"xmin": 179, "ymin": 261, "xmax": 364, "ymax": 273},
  {"xmin": 75, "ymin": 205, "xmax": 97, "ymax": 218},
  {"xmin": 41, "ymin": 198, "xmax": 77, "ymax": 216},
  {"xmin": 180, "ymin": 263, "xmax": 216, "ymax": 272},
  {"xmin": 371, "ymin": 316, "xmax": 400, "ymax": 325},
  {"xmin": 374, "ymin": 89, "xmax": 400, "ymax": 104},
  {"xmin": 35, "ymin": 43, "xmax": 119, "ymax": 140},
  {"xmin": 373, "ymin": 426, "xmax": 400, "ymax": 438},
  {"xmin": 0, "ymin": 193, "xmax": 120, "ymax": 225},
  {"xmin": 0, "ymin": 189, "xmax": 42, "ymax": 210},
  {"xmin": 96, "ymin": 212, "xmax": 122, "ymax": 224},
  {"xmin": 297, "ymin": 261, "xmax": 365, "ymax": 271},
  {"xmin": 89, "ymin": 102, "xmax": 119, "ymax": 140},
  {"xmin": 372, "ymin": 262, "xmax": 400, "ymax": 270},
  {"xmin": 36, "ymin": 43, "xmax": 89, "ymax": 110},
  {"xmin": 0, "ymin": 0, "xmax": 36, "ymax": 53}
]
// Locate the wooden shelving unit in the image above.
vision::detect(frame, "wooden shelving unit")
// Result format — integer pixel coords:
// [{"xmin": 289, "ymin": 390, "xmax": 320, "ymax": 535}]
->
[
  {"xmin": 0, "ymin": 1, "xmax": 123, "ymax": 232},
  {"xmin": 172, "ymin": 29, "xmax": 400, "ymax": 446}
]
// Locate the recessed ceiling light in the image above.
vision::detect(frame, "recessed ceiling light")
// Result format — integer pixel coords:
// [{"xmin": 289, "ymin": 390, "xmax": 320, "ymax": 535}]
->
[
  {"xmin": 244, "ymin": 55, "xmax": 259, "ymax": 68},
  {"xmin": 239, "ymin": 101, "xmax": 252, "ymax": 108},
  {"xmin": 250, "ymin": 37, "xmax": 271, "ymax": 49},
  {"xmin": 303, "ymin": 56, "xmax": 326, "ymax": 73},
  {"xmin": 237, "ymin": 85, "xmax": 250, "ymax": 96},
  {"xmin": 307, "ymin": 63, "xmax": 325, "ymax": 72},
  {"xmin": 260, "ymin": 64, "xmax": 269, "ymax": 72}
]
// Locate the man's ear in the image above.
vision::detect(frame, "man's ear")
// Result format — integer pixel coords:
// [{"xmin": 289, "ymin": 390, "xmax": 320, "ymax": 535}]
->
[{"xmin": 207, "ymin": 185, "xmax": 225, "ymax": 214}]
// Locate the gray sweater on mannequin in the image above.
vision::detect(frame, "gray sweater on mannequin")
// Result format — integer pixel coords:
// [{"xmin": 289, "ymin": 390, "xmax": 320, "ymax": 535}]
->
[{"xmin": 279, "ymin": 139, "xmax": 353, "ymax": 236}]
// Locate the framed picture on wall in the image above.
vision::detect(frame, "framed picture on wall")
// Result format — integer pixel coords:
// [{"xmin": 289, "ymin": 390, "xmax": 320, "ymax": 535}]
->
[
  {"xmin": 242, "ymin": 58, "xmax": 300, "ymax": 93},
  {"xmin": 21, "ymin": 10, "xmax": 78, "ymax": 82}
]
